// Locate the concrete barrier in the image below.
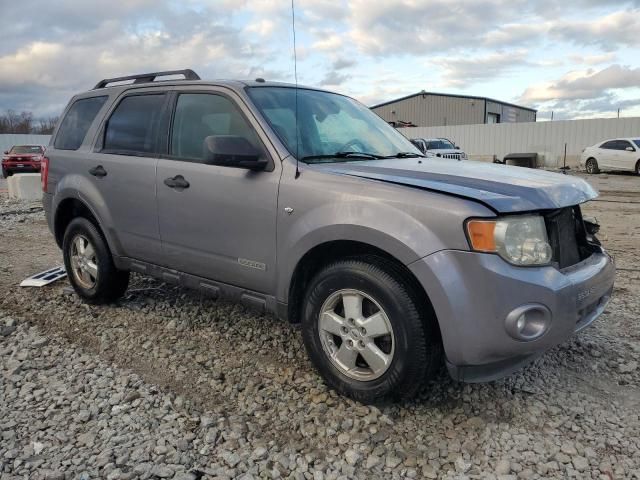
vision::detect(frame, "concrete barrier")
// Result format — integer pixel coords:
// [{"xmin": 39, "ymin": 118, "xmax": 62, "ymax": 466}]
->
[{"xmin": 8, "ymin": 173, "xmax": 42, "ymax": 201}]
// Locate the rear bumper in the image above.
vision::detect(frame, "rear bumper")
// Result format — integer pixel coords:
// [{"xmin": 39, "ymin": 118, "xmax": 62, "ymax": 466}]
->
[
  {"xmin": 43, "ymin": 192, "xmax": 55, "ymax": 238},
  {"xmin": 409, "ymin": 248, "xmax": 615, "ymax": 382}
]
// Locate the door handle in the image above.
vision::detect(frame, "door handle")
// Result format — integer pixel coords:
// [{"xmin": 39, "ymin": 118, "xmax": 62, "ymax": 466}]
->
[
  {"xmin": 89, "ymin": 165, "xmax": 107, "ymax": 177},
  {"xmin": 164, "ymin": 175, "xmax": 190, "ymax": 189}
]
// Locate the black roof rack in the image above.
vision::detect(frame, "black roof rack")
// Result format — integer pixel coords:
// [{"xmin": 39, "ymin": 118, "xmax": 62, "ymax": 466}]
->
[{"xmin": 93, "ymin": 69, "xmax": 201, "ymax": 89}]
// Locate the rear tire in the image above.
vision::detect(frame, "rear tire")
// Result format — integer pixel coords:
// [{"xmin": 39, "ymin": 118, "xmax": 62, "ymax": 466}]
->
[
  {"xmin": 2, "ymin": 168, "xmax": 11, "ymax": 177},
  {"xmin": 585, "ymin": 158, "xmax": 599, "ymax": 174},
  {"xmin": 62, "ymin": 217, "xmax": 129, "ymax": 304},
  {"xmin": 301, "ymin": 257, "xmax": 441, "ymax": 403},
  {"xmin": 635, "ymin": 160, "xmax": 640, "ymax": 176}
]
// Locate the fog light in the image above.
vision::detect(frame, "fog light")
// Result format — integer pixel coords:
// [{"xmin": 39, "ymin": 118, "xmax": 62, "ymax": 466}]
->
[{"xmin": 505, "ymin": 304, "xmax": 551, "ymax": 341}]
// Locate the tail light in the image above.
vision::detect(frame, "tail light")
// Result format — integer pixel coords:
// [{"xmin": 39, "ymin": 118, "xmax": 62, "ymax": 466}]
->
[{"xmin": 41, "ymin": 156, "xmax": 49, "ymax": 192}]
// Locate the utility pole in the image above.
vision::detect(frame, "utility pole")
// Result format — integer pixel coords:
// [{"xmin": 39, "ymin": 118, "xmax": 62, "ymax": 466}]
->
[
  {"xmin": 551, "ymin": 111, "xmax": 554, "ymax": 121},
  {"xmin": 617, "ymin": 108, "xmax": 620, "ymax": 119}
]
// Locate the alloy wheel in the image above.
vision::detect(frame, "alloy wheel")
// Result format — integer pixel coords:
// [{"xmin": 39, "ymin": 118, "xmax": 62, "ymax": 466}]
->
[
  {"xmin": 318, "ymin": 289, "xmax": 395, "ymax": 381},
  {"xmin": 69, "ymin": 234, "xmax": 99, "ymax": 289}
]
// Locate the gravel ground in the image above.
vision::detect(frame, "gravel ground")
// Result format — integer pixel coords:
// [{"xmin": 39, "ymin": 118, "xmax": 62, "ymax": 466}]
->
[{"xmin": 1, "ymin": 171, "xmax": 639, "ymax": 479}]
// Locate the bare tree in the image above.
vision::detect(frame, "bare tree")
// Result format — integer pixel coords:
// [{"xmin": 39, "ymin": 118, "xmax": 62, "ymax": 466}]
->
[{"xmin": 0, "ymin": 110, "xmax": 58, "ymax": 134}]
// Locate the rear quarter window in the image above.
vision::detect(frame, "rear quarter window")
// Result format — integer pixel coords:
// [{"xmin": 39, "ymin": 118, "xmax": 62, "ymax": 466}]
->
[{"xmin": 54, "ymin": 96, "xmax": 108, "ymax": 150}]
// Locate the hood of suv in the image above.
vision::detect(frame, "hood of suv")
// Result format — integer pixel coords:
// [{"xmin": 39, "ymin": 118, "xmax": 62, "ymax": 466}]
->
[{"xmin": 315, "ymin": 158, "xmax": 597, "ymax": 213}]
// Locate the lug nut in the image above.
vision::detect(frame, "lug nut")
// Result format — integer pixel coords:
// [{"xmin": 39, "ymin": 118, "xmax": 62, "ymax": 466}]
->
[
  {"xmin": 360, "ymin": 327, "xmax": 366, "ymax": 335},
  {"xmin": 358, "ymin": 340, "xmax": 365, "ymax": 348},
  {"xmin": 341, "ymin": 326, "xmax": 349, "ymax": 334},
  {"xmin": 347, "ymin": 340, "xmax": 354, "ymax": 347}
]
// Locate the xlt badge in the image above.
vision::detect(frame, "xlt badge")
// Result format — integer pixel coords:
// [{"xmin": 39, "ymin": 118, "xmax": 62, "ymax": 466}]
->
[{"xmin": 238, "ymin": 258, "xmax": 266, "ymax": 271}]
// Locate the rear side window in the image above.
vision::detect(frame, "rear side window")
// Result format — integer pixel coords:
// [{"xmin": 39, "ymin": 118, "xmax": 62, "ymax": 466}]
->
[
  {"xmin": 54, "ymin": 96, "xmax": 108, "ymax": 150},
  {"xmin": 600, "ymin": 140, "xmax": 617, "ymax": 150},
  {"xmin": 616, "ymin": 140, "xmax": 633, "ymax": 151},
  {"xmin": 104, "ymin": 94, "xmax": 166, "ymax": 154}
]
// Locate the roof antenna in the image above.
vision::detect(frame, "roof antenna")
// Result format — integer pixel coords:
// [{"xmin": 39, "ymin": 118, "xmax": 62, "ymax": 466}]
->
[{"xmin": 291, "ymin": 0, "xmax": 300, "ymax": 179}]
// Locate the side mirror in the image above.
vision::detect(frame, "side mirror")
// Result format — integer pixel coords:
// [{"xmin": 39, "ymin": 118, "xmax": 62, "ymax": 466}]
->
[
  {"xmin": 203, "ymin": 135, "xmax": 267, "ymax": 171},
  {"xmin": 626, "ymin": 146, "xmax": 634, "ymax": 152},
  {"xmin": 3, "ymin": 150, "xmax": 8, "ymax": 154}
]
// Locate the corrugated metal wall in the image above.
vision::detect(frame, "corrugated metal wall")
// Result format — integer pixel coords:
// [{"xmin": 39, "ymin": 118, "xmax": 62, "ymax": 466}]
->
[
  {"xmin": 401, "ymin": 117, "xmax": 640, "ymax": 167},
  {"xmin": 0, "ymin": 134, "xmax": 51, "ymax": 154},
  {"xmin": 372, "ymin": 94, "xmax": 535, "ymax": 127},
  {"xmin": 486, "ymin": 101, "xmax": 536, "ymax": 123},
  {"xmin": 373, "ymin": 95, "xmax": 485, "ymax": 127}
]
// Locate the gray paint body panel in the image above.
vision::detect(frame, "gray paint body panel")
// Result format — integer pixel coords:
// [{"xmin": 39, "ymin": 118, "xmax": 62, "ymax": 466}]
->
[
  {"xmin": 45, "ymin": 78, "xmax": 615, "ymax": 382},
  {"xmin": 409, "ymin": 249, "xmax": 614, "ymax": 370},
  {"xmin": 315, "ymin": 158, "xmax": 598, "ymax": 213}
]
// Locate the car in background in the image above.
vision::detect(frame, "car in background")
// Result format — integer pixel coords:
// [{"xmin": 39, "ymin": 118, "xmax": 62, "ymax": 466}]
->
[
  {"xmin": 2, "ymin": 145, "xmax": 45, "ymax": 177},
  {"xmin": 580, "ymin": 138, "xmax": 640, "ymax": 175},
  {"xmin": 410, "ymin": 138, "xmax": 468, "ymax": 160}
]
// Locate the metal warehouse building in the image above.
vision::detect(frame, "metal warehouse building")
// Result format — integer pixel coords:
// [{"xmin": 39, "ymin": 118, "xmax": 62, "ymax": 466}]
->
[{"xmin": 371, "ymin": 91, "xmax": 537, "ymax": 128}]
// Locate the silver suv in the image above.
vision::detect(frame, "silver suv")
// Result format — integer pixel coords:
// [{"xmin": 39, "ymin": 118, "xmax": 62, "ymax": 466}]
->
[{"xmin": 43, "ymin": 70, "xmax": 615, "ymax": 402}]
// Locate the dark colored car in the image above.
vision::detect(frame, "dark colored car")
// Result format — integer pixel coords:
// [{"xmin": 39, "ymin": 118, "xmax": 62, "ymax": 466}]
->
[{"xmin": 2, "ymin": 145, "xmax": 45, "ymax": 177}]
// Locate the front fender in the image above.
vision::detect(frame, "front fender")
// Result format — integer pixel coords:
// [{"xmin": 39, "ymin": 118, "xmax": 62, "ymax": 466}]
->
[{"xmin": 275, "ymin": 163, "xmax": 493, "ymax": 303}]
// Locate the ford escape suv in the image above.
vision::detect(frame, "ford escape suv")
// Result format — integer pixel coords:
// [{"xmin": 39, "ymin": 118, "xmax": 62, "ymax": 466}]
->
[{"xmin": 43, "ymin": 69, "xmax": 615, "ymax": 402}]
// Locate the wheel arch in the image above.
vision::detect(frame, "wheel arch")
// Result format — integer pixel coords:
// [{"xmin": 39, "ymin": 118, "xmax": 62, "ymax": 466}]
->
[
  {"xmin": 54, "ymin": 198, "xmax": 97, "ymax": 247},
  {"xmin": 285, "ymin": 239, "xmax": 441, "ymax": 341},
  {"xmin": 53, "ymin": 197, "xmax": 121, "ymax": 258}
]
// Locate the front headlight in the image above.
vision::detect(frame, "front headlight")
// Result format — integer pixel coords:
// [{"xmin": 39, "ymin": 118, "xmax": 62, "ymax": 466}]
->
[{"xmin": 466, "ymin": 215, "xmax": 553, "ymax": 266}]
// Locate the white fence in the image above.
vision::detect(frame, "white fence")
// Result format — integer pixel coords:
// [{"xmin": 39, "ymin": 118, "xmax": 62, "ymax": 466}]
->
[
  {"xmin": 0, "ymin": 134, "xmax": 51, "ymax": 154},
  {"xmin": 400, "ymin": 117, "xmax": 640, "ymax": 167}
]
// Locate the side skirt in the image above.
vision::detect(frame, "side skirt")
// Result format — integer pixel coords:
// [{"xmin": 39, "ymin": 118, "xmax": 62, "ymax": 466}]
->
[{"xmin": 116, "ymin": 256, "xmax": 284, "ymax": 318}]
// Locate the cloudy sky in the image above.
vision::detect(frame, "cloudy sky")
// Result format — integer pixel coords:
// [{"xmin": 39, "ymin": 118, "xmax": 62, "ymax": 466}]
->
[{"xmin": 1, "ymin": 0, "xmax": 639, "ymax": 120}]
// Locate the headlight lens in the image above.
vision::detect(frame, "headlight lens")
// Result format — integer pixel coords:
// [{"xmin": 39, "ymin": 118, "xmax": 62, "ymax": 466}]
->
[{"xmin": 467, "ymin": 215, "xmax": 553, "ymax": 266}]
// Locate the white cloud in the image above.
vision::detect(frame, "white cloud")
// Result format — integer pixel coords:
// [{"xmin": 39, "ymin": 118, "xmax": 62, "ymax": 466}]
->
[
  {"xmin": 550, "ymin": 9, "xmax": 640, "ymax": 50},
  {"xmin": 521, "ymin": 64, "xmax": 640, "ymax": 102},
  {"xmin": 0, "ymin": 0, "xmax": 639, "ymax": 121},
  {"xmin": 312, "ymin": 34, "xmax": 345, "ymax": 52},
  {"xmin": 431, "ymin": 50, "xmax": 530, "ymax": 88}
]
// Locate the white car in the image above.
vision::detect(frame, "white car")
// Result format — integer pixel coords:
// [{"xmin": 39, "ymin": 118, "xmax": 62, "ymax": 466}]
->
[
  {"xmin": 410, "ymin": 138, "xmax": 468, "ymax": 160},
  {"xmin": 580, "ymin": 138, "xmax": 640, "ymax": 175}
]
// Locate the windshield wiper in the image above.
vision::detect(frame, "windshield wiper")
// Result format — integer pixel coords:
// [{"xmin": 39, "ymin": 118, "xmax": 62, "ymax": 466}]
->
[
  {"xmin": 301, "ymin": 151, "xmax": 387, "ymax": 161},
  {"xmin": 386, "ymin": 152, "xmax": 425, "ymax": 158}
]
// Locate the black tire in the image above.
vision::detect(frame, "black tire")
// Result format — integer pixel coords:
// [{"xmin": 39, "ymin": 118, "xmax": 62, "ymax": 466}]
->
[
  {"xmin": 62, "ymin": 217, "xmax": 129, "ymax": 304},
  {"xmin": 635, "ymin": 160, "xmax": 640, "ymax": 176},
  {"xmin": 301, "ymin": 257, "xmax": 441, "ymax": 403},
  {"xmin": 2, "ymin": 168, "xmax": 11, "ymax": 177},
  {"xmin": 585, "ymin": 158, "xmax": 599, "ymax": 174}
]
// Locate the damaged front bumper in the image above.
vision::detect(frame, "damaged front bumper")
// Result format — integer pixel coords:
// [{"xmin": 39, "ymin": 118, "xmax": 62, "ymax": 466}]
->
[{"xmin": 409, "ymin": 247, "xmax": 615, "ymax": 382}]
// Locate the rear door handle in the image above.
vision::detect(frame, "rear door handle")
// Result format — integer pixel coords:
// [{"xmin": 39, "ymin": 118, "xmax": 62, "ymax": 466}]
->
[
  {"xmin": 89, "ymin": 165, "xmax": 107, "ymax": 178},
  {"xmin": 164, "ymin": 175, "xmax": 190, "ymax": 189}
]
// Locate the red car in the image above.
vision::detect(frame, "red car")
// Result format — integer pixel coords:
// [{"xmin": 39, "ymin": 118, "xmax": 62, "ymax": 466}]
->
[{"xmin": 2, "ymin": 145, "xmax": 45, "ymax": 177}]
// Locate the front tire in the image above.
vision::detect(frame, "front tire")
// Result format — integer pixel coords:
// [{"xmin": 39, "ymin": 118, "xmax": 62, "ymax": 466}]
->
[
  {"xmin": 2, "ymin": 168, "xmax": 11, "ymax": 177},
  {"xmin": 301, "ymin": 257, "xmax": 441, "ymax": 403},
  {"xmin": 62, "ymin": 217, "xmax": 129, "ymax": 304},
  {"xmin": 585, "ymin": 158, "xmax": 599, "ymax": 174}
]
